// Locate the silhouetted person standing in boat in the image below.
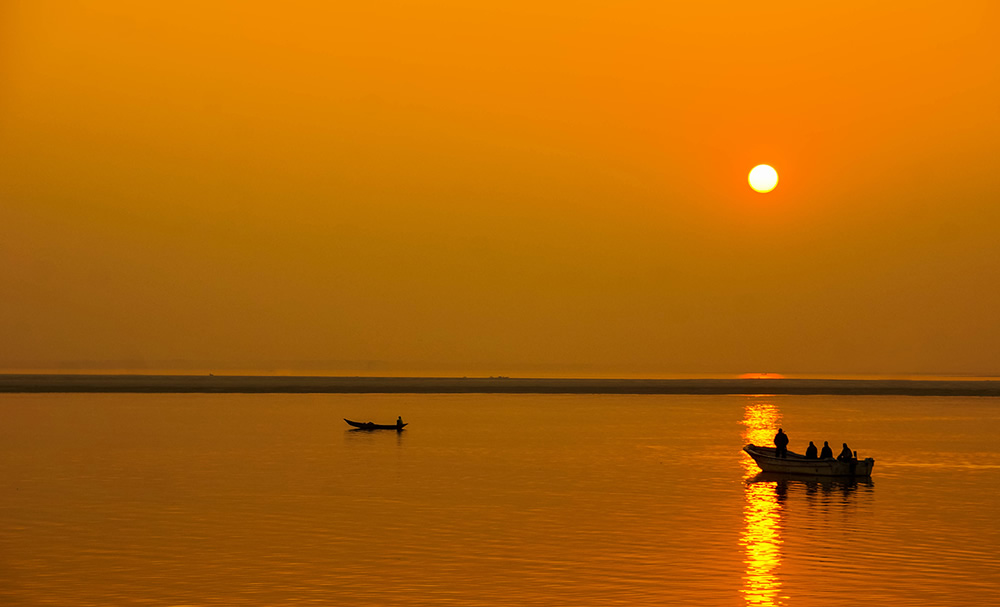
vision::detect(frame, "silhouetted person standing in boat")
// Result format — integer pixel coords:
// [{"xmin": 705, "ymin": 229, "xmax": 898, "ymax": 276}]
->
[
  {"xmin": 820, "ymin": 441, "xmax": 834, "ymax": 459},
  {"xmin": 805, "ymin": 441, "xmax": 818, "ymax": 459},
  {"xmin": 396, "ymin": 416, "xmax": 404, "ymax": 430},
  {"xmin": 774, "ymin": 428, "xmax": 789, "ymax": 458},
  {"xmin": 837, "ymin": 442, "xmax": 854, "ymax": 462}
]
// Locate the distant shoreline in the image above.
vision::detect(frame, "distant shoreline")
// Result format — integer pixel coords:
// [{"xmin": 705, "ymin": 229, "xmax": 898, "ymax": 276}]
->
[{"xmin": 2, "ymin": 374, "xmax": 1000, "ymax": 396}]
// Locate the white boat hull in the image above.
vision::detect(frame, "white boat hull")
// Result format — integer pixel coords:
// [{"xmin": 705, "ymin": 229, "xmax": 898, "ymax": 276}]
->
[{"xmin": 744, "ymin": 444, "xmax": 875, "ymax": 477}]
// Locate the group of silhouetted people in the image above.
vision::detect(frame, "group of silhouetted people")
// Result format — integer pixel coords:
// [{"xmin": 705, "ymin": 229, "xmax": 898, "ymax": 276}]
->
[{"xmin": 774, "ymin": 428, "xmax": 855, "ymax": 461}]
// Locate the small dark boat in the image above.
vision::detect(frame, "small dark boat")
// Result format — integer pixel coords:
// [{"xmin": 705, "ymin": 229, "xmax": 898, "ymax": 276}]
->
[
  {"xmin": 744, "ymin": 444, "xmax": 874, "ymax": 477},
  {"xmin": 345, "ymin": 418, "xmax": 406, "ymax": 431}
]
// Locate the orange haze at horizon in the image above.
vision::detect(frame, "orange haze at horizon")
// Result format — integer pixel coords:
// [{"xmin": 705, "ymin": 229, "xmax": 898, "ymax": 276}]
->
[{"xmin": 1, "ymin": 1, "xmax": 999, "ymax": 377}]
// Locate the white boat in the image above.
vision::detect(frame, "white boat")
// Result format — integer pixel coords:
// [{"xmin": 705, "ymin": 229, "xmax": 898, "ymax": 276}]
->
[{"xmin": 743, "ymin": 444, "xmax": 875, "ymax": 477}]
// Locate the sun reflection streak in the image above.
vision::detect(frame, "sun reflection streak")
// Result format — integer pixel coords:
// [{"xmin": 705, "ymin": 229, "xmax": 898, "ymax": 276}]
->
[{"xmin": 740, "ymin": 400, "xmax": 784, "ymax": 606}]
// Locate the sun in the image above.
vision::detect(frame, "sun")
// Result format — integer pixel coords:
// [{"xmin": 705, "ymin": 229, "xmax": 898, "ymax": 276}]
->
[{"xmin": 748, "ymin": 164, "xmax": 778, "ymax": 193}]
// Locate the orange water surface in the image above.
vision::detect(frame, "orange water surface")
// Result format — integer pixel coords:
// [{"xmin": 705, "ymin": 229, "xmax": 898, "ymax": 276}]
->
[{"xmin": 1, "ymin": 393, "xmax": 998, "ymax": 605}]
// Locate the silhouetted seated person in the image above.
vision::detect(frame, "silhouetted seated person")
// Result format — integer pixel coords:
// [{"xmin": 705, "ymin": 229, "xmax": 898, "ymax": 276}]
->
[
  {"xmin": 805, "ymin": 441, "xmax": 818, "ymax": 459},
  {"xmin": 837, "ymin": 442, "xmax": 854, "ymax": 462},
  {"xmin": 773, "ymin": 428, "xmax": 789, "ymax": 458},
  {"xmin": 396, "ymin": 416, "xmax": 404, "ymax": 430},
  {"xmin": 820, "ymin": 441, "xmax": 834, "ymax": 459}
]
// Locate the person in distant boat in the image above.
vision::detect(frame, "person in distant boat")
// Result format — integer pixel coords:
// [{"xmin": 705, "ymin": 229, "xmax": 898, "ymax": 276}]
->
[
  {"xmin": 805, "ymin": 441, "xmax": 818, "ymax": 459},
  {"xmin": 837, "ymin": 442, "xmax": 854, "ymax": 462},
  {"xmin": 820, "ymin": 441, "xmax": 834, "ymax": 459},
  {"xmin": 773, "ymin": 428, "xmax": 789, "ymax": 458},
  {"xmin": 397, "ymin": 416, "xmax": 404, "ymax": 430}
]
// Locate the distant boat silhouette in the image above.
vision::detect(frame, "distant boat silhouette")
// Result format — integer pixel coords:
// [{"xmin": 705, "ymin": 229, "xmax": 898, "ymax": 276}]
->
[
  {"xmin": 345, "ymin": 418, "xmax": 406, "ymax": 431},
  {"xmin": 744, "ymin": 444, "xmax": 874, "ymax": 477}
]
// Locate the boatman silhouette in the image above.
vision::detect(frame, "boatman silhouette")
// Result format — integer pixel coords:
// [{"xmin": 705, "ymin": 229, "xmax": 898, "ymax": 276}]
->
[
  {"xmin": 837, "ymin": 442, "xmax": 854, "ymax": 462},
  {"xmin": 774, "ymin": 428, "xmax": 789, "ymax": 458}
]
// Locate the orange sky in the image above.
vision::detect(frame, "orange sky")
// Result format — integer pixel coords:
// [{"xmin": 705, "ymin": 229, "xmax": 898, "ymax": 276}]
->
[{"xmin": 2, "ymin": 1, "xmax": 998, "ymax": 376}]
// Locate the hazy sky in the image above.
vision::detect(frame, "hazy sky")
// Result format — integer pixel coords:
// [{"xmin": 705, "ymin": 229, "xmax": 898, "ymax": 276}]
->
[{"xmin": 2, "ymin": 1, "xmax": 998, "ymax": 376}]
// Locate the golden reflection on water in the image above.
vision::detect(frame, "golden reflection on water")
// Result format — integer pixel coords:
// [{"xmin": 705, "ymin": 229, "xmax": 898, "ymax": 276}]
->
[{"xmin": 740, "ymin": 399, "xmax": 784, "ymax": 606}]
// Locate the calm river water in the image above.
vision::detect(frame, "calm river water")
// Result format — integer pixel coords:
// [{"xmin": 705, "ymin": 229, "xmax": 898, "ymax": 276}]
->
[{"xmin": 2, "ymin": 393, "xmax": 998, "ymax": 606}]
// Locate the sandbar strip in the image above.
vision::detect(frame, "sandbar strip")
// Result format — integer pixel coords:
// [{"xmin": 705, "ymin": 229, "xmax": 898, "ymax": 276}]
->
[{"xmin": 1, "ymin": 375, "xmax": 999, "ymax": 396}]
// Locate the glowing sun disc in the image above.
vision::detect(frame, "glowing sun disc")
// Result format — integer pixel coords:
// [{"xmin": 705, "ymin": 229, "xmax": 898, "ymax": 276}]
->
[{"xmin": 748, "ymin": 164, "xmax": 778, "ymax": 193}]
